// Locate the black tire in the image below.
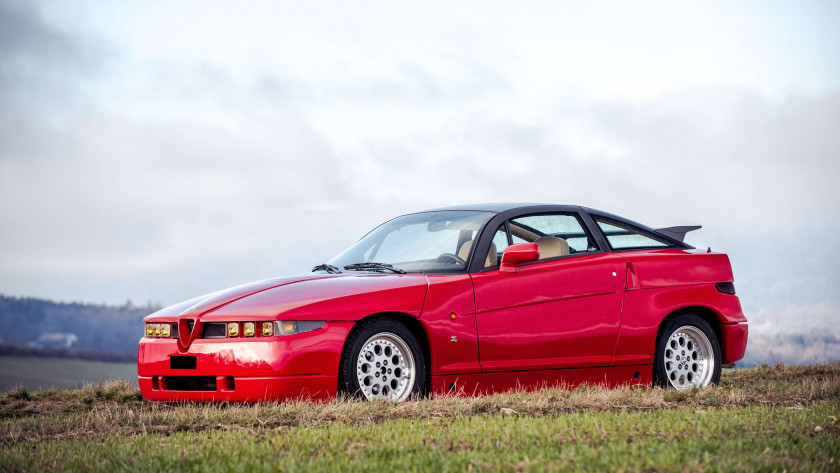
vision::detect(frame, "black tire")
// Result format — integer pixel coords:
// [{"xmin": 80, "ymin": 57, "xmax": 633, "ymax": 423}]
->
[
  {"xmin": 340, "ymin": 318, "xmax": 426, "ymax": 401},
  {"xmin": 654, "ymin": 313, "xmax": 722, "ymax": 389}
]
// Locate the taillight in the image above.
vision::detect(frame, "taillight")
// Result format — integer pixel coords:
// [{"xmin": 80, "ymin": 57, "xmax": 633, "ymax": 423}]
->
[{"xmin": 715, "ymin": 282, "xmax": 736, "ymax": 295}]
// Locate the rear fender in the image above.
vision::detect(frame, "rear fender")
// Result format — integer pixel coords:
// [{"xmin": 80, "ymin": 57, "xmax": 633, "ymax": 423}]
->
[{"xmin": 612, "ymin": 284, "xmax": 746, "ymax": 366}]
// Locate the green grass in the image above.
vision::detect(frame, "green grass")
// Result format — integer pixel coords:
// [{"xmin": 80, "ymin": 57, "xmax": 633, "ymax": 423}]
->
[
  {"xmin": 1, "ymin": 363, "xmax": 839, "ymax": 472},
  {"xmin": 0, "ymin": 356, "xmax": 136, "ymax": 392}
]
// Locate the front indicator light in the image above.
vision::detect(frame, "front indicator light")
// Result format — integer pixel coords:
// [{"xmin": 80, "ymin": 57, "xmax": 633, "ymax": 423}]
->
[
  {"xmin": 243, "ymin": 322, "xmax": 255, "ymax": 337},
  {"xmin": 274, "ymin": 320, "xmax": 325, "ymax": 336},
  {"xmin": 262, "ymin": 321, "xmax": 273, "ymax": 336},
  {"xmin": 160, "ymin": 323, "xmax": 171, "ymax": 338},
  {"xmin": 227, "ymin": 322, "xmax": 239, "ymax": 338},
  {"xmin": 146, "ymin": 324, "xmax": 155, "ymax": 338}
]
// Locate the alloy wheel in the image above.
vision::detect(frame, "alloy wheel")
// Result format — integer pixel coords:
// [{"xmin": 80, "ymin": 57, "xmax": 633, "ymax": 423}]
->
[
  {"xmin": 355, "ymin": 332, "xmax": 415, "ymax": 401},
  {"xmin": 663, "ymin": 325, "xmax": 715, "ymax": 390}
]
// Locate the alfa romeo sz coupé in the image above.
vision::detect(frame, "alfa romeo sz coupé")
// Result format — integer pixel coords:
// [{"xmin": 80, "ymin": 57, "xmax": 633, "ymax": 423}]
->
[{"xmin": 138, "ymin": 203, "xmax": 748, "ymax": 402}]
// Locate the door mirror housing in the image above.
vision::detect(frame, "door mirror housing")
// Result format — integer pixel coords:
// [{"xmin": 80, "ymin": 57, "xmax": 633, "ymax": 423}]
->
[{"xmin": 499, "ymin": 243, "xmax": 540, "ymax": 272}]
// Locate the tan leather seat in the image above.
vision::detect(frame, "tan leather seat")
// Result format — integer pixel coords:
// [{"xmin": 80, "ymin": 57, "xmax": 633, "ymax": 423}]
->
[
  {"xmin": 457, "ymin": 240, "xmax": 473, "ymax": 261},
  {"xmin": 484, "ymin": 242, "xmax": 498, "ymax": 267},
  {"xmin": 534, "ymin": 236, "xmax": 569, "ymax": 259},
  {"xmin": 457, "ymin": 240, "xmax": 498, "ymax": 267}
]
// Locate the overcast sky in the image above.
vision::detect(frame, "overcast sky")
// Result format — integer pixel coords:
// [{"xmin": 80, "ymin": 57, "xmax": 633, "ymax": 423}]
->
[{"xmin": 1, "ymin": 0, "xmax": 838, "ymax": 334}]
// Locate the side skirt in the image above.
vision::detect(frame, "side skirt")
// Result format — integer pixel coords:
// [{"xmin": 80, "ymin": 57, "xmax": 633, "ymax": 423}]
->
[{"xmin": 430, "ymin": 364, "xmax": 653, "ymax": 396}]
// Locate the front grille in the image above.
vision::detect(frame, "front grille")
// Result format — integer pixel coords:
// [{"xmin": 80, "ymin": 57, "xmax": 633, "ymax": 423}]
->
[
  {"xmin": 169, "ymin": 320, "xmax": 194, "ymax": 339},
  {"xmin": 202, "ymin": 322, "xmax": 227, "ymax": 338},
  {"xmin": 164, "ymin": 376, "xmax": 216, "ymax": 391}
]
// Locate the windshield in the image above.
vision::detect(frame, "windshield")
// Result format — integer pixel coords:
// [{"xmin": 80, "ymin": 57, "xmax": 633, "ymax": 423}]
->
[{"xmin": 328, "ymin": 211, "xmax": 495, "ymax": 273}]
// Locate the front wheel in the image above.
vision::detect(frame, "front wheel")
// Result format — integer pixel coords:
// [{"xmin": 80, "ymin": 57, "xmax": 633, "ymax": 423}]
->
[
  {"xmin": 654, "ymin": 313, "xmax": 721, "ymax": 390},
  {"xmin": 340, "ymin": 318, "xmax": 426, "ymax": 401}
]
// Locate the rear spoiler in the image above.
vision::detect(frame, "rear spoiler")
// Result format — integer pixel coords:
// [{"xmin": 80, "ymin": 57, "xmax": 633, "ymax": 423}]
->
[{"xmin": 655, "ymin": 225, "xmax": 701, "ymax": 242}]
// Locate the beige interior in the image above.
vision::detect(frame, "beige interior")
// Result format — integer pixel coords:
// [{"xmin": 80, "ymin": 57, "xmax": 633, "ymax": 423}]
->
[
  {"xmin": 456, "ymin": 240, "xmax": 498, "ymax": 267},
  {"xmin": 534, "ymin": 236, "xmax": 569, "ymax": 259},
  {"xmin": 484, "ymin": 242, "xmax": 498, "ymax": 267},
  {"xmin": 456, "ymin": 240, "xmax": 473, "ymax": 261}
]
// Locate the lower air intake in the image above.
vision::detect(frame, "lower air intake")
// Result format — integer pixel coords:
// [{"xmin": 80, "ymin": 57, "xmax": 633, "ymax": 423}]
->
[{"xmin": 164, "ymin": 376, "xmax": 217, "ymax": 391}]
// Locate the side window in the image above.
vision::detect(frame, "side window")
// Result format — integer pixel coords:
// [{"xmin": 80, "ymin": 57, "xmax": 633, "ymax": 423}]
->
[
  {"xmin": 596, "ymin": 220, "xmax": 669, "ymax": 250},
  {"xmin": 507, "ymin": 213, "xmax": 598, "ymax": 260}
]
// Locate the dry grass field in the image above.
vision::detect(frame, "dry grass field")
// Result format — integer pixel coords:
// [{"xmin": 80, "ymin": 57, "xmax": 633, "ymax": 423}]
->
[{"xmin": 1, "ymin": 363, "xmax": 838, "ymax": 472}]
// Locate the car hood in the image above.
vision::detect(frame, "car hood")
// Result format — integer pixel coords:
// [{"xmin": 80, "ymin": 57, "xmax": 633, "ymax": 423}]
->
[{"xmin": 145, "ymin": 273, "xmax": 430, "ymax": 322}]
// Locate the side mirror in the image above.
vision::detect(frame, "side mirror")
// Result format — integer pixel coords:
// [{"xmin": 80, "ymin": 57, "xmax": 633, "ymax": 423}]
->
[{"xmin": 499, "ymin": 243, "xmax": 539, "ymax": 273}]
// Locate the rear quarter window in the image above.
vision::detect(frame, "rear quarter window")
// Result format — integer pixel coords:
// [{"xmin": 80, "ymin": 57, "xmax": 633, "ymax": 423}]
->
[{"xmin": 596, "ymin": 220, "xmax": 670, "ymax": 250}]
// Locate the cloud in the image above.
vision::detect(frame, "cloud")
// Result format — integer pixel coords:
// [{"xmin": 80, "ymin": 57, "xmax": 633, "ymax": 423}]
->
[
  {"xmin": 748, "ymin": 302, "xmax": 840, "ymax": 335},
  {"xmin": 0, "ymin": 0, "xmax": 838, "ymax": 340}
]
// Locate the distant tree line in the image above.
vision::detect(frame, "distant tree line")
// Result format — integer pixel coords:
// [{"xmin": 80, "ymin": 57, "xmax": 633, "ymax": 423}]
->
[
  {"xmin": 0, "ymin": 294, "xmax": 159, "ymax": 357},
  {"xmin": 739, "ymin": 332, "xmax": 840, "ymax": 367}
]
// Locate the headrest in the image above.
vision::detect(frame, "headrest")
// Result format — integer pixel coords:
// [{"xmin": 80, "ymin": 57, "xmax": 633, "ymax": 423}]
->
[{"xmin": 534, "ymin": 236, "xmax": 569, "ymax": 259}]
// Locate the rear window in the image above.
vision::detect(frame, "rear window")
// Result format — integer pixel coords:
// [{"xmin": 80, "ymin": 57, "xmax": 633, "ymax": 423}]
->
[{"xmin": 596, "ymin": 220, "xmax": 669, "ymax": 250}]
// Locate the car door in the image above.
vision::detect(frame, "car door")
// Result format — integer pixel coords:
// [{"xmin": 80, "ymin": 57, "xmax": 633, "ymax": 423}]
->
[{"xmin": 471, "ymin": 212, "xmax": 626, "ymax": 372}]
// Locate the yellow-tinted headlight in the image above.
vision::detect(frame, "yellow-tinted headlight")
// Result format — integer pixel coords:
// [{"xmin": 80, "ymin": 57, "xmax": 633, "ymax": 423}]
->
[
  {"xmin": 153, "ymin": 323, "xmax": 161, "ymax": 338},
  {"xmin": 146, "ymin": 324, "xmax": 155, "ymax": 338},
  {"xmin": 227, "ymin": 322, "xmax": 239, "ymax": 338},
  {"xmin": 160, "ymin": 323, "xmax": 171, "ymax": 338},
  {"xmin": 262, "ymin": 321, "xmax": 273, "ymax": 336},
  {"xmin": 243, "ymin": 322, "xmax": 255, "ymax": 337}
]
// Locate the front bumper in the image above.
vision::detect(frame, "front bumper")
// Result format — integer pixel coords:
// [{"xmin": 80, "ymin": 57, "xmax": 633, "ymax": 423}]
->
[
  {"xmin": 138, "ymin": 374, "xmax": 336, "ymax": 402},
  {"xmin": 137, "ymin": 321, "xmax": 352, "ymax": 402}
]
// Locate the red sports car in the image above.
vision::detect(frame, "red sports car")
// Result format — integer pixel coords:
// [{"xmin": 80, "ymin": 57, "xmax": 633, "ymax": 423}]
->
[{"xmin": 138, "ymin": 204, "xmax": 748, "ymax": 402}]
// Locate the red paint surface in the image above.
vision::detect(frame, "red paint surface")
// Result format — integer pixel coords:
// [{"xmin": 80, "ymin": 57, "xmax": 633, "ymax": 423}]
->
[
  {"xmin": 472, "ymin": 253, "xmax": 626, "ymax": 371},
  {"xmin": 721, "ymin": 323, "xmax": 749, "ymax": 363}
]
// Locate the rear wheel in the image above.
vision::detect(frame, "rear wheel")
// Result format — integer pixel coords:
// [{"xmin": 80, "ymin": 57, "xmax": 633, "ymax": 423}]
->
[
  {"xmin": 654, "ymin": 313, "xmax": 721, "ymax": 390},
  {"xmin": 341, "ymin": 318, "xmax": 426, "ymax": 401}
]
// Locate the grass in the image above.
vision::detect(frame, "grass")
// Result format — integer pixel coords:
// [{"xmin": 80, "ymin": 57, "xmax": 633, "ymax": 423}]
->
[
  {"xmin": 0, "ymin": 356, "xmax": 137, "ymax": 392},
  {"xmin": 1, "ymin": 363, "xmax": 838, "ymax": 472}
]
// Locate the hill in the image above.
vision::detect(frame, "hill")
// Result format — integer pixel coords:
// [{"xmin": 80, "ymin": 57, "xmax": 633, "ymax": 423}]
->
[
  {"xmin": 1, "ymin": 363, "xmax": 838, "ymax": 472},
  {"xmin": 0, "ymin": 295, "xmax": 157, "ymax": 356}
]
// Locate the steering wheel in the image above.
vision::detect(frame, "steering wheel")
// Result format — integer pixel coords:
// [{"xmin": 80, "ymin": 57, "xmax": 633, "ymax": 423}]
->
[{"xmin": 436, "ymin": 252, "xmax": 467, "ymax": 266}]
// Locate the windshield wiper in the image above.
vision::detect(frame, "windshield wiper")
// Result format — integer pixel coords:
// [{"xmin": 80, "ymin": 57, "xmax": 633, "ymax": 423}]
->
[
  {"xmin": 312, "ymin": 263, "xmax": 342, "ymax": 274},
  {"xmin": 343, "ymin": 262, "xmax": 406, "ymax": 274}
]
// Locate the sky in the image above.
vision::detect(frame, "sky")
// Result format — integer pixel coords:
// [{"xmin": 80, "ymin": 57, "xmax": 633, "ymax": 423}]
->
[{"xmin": 1, "ymin": 0, "xmax": 839, "ymax": 335}]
